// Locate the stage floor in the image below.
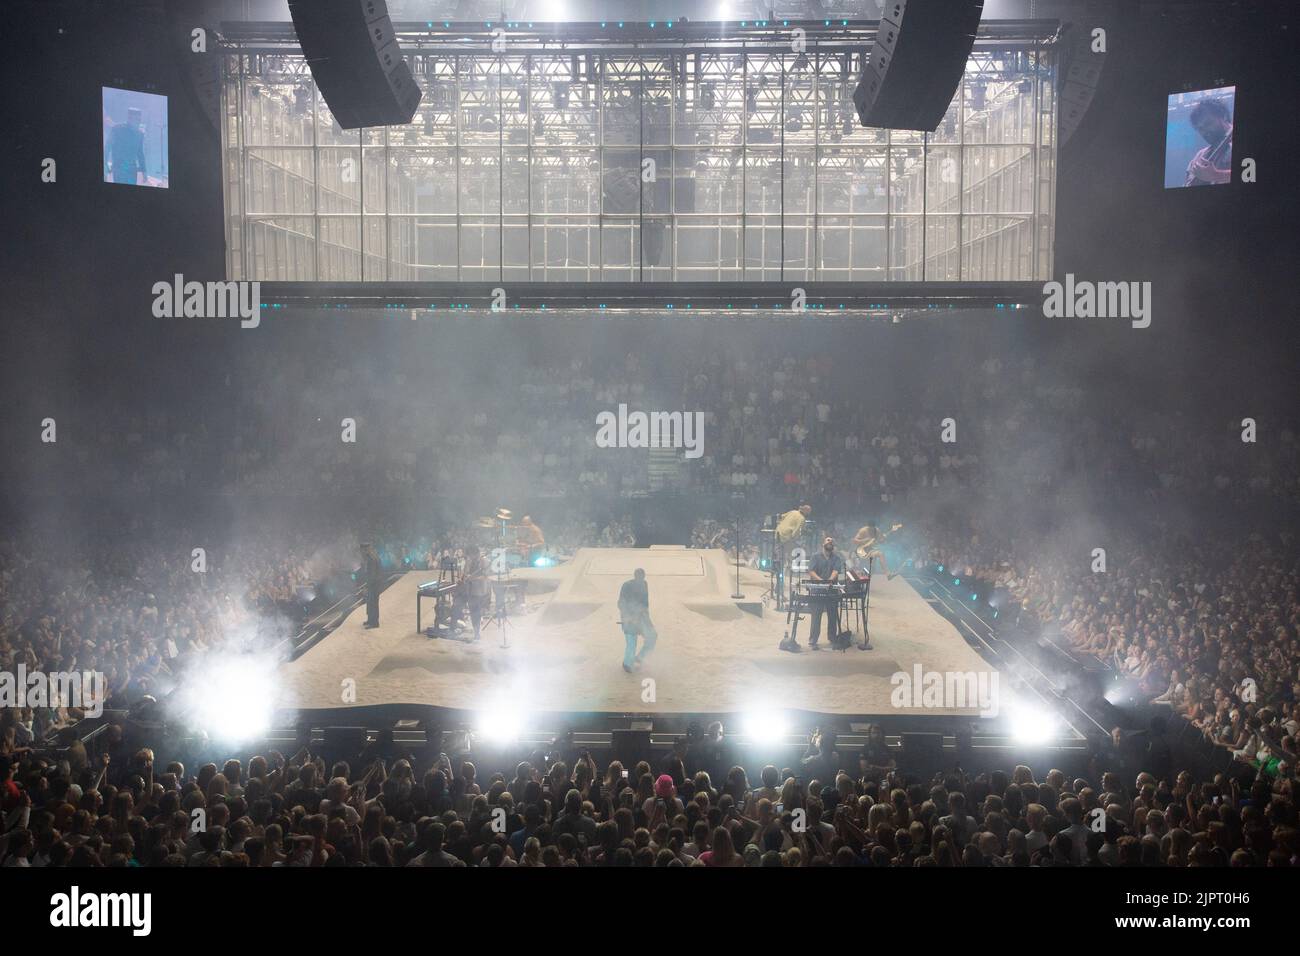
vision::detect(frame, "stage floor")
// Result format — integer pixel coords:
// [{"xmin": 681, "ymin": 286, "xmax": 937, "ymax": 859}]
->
[{"xmin": 276, "ymin": 548, "xmax": 998, "ymax": 718}]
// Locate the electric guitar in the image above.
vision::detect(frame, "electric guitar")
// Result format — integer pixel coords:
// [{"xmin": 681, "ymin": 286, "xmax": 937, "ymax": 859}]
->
[
  {"xmin": 855, "ymin": 523, "xmax": 903, "ymax": 560},
  {"xmin": 1184, "ymin": 127, "xmax": 1232, "ymax": 186}
]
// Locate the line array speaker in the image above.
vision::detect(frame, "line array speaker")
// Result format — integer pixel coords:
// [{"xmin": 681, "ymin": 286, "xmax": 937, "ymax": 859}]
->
[
  {"xmin": 288, "ymin": 0, "xmax": 422, "ymax": 129},
  {"xmin": 853, "ymin": 0, "xmax": 984, "ymax": 132}
]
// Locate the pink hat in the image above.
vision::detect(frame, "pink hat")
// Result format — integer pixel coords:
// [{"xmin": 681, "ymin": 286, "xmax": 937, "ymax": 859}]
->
[{"xmin": 654, "ymin": 774, "xmax": 675, "ymax": 799}]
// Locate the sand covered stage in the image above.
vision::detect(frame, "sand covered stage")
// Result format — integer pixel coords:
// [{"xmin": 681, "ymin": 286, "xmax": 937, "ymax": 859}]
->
[{"xmin": 275, "ymin": 547, "xmax": 998, "ymax": 717}]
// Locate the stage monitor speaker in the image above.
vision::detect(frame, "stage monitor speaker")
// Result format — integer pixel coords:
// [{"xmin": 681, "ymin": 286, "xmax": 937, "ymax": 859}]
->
[
  {"xmin": 899, "ymin": 732, "xmax": 945, "ymax": 768},
  {"xmin": 853, "ymin": 0, "xmax": 984, "ymax": 132},
  {"xmin": 322, "ymin": 726, "xmax": 369, "ymax": 754},
  {"xmin": 288, "ymin": 0, "xmax": 422, "ymax": 129},
  {"xmin": 611, "ymin": 729, "xmax": 653, "ymax": 765}
]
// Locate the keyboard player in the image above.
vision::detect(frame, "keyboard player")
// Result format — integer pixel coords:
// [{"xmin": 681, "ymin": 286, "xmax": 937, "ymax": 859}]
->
[{"xmin": 806, "ymin": 536, "xmax": 846, "ymax": 651}]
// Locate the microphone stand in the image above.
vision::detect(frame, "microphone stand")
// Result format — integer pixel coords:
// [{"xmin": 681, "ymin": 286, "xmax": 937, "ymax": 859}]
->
[{"xmin": 731, "ymin": 512, "xmax": 744, "ymax": 600}]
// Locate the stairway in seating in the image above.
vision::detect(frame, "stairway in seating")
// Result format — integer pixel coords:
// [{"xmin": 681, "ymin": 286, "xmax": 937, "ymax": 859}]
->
[{"xmin": 647, "ymin": 446, "xmax": 681, "ymax": 490}]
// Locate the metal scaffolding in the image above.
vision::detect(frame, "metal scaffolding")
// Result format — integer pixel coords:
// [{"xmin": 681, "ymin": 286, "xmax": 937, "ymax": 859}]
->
[{"xmin": 220, "ymin": 20, "xmax": 1058, "ymax": 284}]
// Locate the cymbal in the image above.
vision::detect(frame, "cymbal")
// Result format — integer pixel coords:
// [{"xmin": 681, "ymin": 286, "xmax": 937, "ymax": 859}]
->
[
  {"xmin": 474, "ymin": 517, "xmax": 496, "ymax": 529},
  {"xmin": 495, "ymin": 508, "xmax": 513, "ymax": 520}
]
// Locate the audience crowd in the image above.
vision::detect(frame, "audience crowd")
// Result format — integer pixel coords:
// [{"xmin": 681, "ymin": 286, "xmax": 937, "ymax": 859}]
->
[
  {"xmin": 2, "ymin": 324, "xmax": 1297, "ymax": 868},
  {"xmin": 2, "ymin": 728, "xmax": 1295, "ymax": 868}
]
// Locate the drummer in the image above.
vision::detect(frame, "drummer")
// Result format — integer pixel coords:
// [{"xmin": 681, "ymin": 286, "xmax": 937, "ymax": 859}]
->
[{"xmin": 517, "ymin": 515, "xmax": 546, "ymax": 565}]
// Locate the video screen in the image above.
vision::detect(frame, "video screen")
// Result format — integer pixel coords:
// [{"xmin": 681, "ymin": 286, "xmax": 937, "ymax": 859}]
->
[
  {"xmin": 1165, "ymin": 85, "xmax": 1235, "ymax": 188},
  {"xmin": 102, "ymin": 86, "xmax": 168, "ymax": 188}
]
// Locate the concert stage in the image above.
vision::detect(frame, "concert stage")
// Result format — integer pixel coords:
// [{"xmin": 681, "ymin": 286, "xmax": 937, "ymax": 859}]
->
[{"xmin": 276, "ymin": 548, "xmax": 999, "ymax": 721}]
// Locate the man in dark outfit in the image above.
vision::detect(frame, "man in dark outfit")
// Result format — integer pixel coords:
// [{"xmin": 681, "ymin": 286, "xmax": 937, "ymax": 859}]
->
[
  {"xmin": 107, "ymin": 106, "xmax": 147, "ymax": 185},
  {"xmin": 807, "ymin": 536, "xmax": 846, "ymax": 650},
  {"xmin": 617, "ymin": 568, "xmax": 657, "ymax": 673},
  {"xmin": 362, "ymin": 542, "xmax": 382, "ymax": 628}
]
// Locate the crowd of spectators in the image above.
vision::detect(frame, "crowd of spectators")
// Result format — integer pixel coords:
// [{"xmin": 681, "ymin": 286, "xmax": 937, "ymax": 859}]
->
[
  {"xmin": 9, "ymin": 324, "xmax": 1297, "ymax": 512},
  {"xmin": 908, "ymin": 511, "xmax": 1300, "ymax": 772},
  {"xmin": 2, "ymin": 727, "xmax": 1295, "ymax": 867},
  {"xmin": 2, "ymin": 322, "xmax": 1297, "ymax": 868},
  {"xmin": 0, "ymin": 526, "xmax": 353, "ymax": 737}
]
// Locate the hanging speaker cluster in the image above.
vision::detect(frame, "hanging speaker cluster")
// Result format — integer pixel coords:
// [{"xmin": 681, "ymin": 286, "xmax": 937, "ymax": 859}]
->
[
  {"xmin": 288, "ymin": 0, "xmax": 422, "ymax": 129},
  {"xmin": 853, "ymin": 0, "xmax": 985, "ymax": 132}
]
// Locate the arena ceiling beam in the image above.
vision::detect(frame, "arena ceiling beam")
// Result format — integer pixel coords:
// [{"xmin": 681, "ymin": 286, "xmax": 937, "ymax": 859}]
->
[
  {"xmin": 218, "ymin": 18, "xmax": 1061, "ymax": 55},
  {"xmin": 258, "ymin": 279, "xmax": 1041, "ymax": 316}
]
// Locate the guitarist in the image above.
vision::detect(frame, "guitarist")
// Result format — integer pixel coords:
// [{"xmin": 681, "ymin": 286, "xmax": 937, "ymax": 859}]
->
[
  {"xmin": 459, "ymin": 545, "xmax": 490, "ymax": 642},
  {"xmin": 852, "ymin": 522, "xmax": 901, "ymax": 580},
  {"xmin": 1184, "ymin": 97, "xmax": 1233, "ymax": 186}
]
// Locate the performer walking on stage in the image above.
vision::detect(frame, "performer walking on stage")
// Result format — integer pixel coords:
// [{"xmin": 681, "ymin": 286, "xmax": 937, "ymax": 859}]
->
[
  {"xmin": 618, "ymin": 568, "xmax": 658, "ymax": 673},
  {"xmin": 362, "ymin": 542, "xmax": 382, "ymax": 629}
]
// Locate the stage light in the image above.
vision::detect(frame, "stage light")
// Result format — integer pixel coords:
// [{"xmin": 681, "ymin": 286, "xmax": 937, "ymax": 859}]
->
[
  {"xmin": 476, "ymin": 704, "xmax": 524, "ymax": 745},
  {"xmin": 1104, "ymin": 680, "xmax": 1140, "ymax": 707},
  {"xmin": 536, "ymin": 0, "xmax": 567, "ymax": 22},
  {"xmin": 1008, "ymin": 702, "xmax": 1057, "ymax": 746},
  {"xmin": 532, "ymin": 554, "xmax": 554, "ymax": 567},
  {"xmin": 174, "ymin": 653, "xmax": 275, "ymax": 744},
  {"xmin": 742, "ymin": 710, "xmax": 788, "ymax": 744}
]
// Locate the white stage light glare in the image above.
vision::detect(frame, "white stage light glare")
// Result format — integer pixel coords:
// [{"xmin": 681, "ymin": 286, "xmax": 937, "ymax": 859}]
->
[
  {"xmin": 742, "ymin": 710, "xmax": 789, "ymax": 744},
  {"xmin": 177, "ymin": 653, "xmax": 276, "ymax": 744},
  {"xmin": 538, "ymin": 1, "xmax": 568, "ymax": 22},
  {"xmin": 476, "ymin": 704, "xmax": 525, "ymax": 745},
  {"xmin": 1007, "ymin": 702, "xmax": 1057, "ymax": 746},
  {"xmin": 1103, "ymin": 682, "xmax": 1128, "ymax": 706}
]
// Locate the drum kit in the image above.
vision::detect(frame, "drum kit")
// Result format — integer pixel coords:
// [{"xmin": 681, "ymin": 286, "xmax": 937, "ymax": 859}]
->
[
  {"xmin": 471, "ymin": 507, "xmax": 546, "ymax": 568},
  {"xmin": 422, "ymin": 507, "xmax": 542, "ymax": 646}
]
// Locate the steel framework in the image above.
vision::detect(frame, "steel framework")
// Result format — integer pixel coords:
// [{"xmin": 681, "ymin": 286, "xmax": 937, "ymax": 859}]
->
[{"xmin": 220, "ymin": 19, "xmax": 1060, "ymax": 285}]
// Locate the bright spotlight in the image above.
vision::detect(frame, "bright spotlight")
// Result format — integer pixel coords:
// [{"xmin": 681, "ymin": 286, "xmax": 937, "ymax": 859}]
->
[
  {"xmin": 174, "ymin": 653, "xmax": 275, "ymax": 744},
  {"xmin": 476, "ymin": 704, "xmax": 524, "ymax": 745},
  {"xmin": 742, "ymin": 710, "xmax": 789, "ymax": 744},
  {"xmin": 537, "ymin": 0, "xmax": 568, "ymax": 22},
  {"xmin": 1007, "ymin": 702, "xmax": 1057, "ymax": 746}
]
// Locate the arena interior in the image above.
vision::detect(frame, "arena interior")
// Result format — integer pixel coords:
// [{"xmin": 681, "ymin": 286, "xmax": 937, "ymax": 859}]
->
[{"xmin": 2, "ymin": 0, "xmax": 1298, "ymax": 925}]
